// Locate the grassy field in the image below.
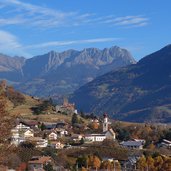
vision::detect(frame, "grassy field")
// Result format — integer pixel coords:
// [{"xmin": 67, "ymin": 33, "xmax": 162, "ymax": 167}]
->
[
  {"xmin": 7, "ymin": 95, "xmax": 41, "ymax": 117},
  {"xmin": 6, "ymin": 94, "xmax": 88, "ymax": 124}
]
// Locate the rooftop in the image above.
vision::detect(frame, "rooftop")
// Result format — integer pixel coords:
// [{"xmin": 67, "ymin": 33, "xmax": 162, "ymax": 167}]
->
[
  {"xmin": 121, "ymin": 141, "xmax": 143, "ymax": 146},
  {"xmin": 28, "ymin": 156, "xmax": 51, "ymax": 164}
]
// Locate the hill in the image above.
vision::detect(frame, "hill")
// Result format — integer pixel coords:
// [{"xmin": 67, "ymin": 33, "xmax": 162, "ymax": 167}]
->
[
  {"xmin": 0, "ymin": 81, "xmax": 86, "ymax": 124},
  {"xmin": 0, "ymin": 46, "xmax": 135, "ymax": 97},
  {"xmin": 70, "ymin": 45, "xmax": 171, "ymax": 123},
  {"xmin": 0, "ymin": 80, "xmax": 41, "ymax": 117}
]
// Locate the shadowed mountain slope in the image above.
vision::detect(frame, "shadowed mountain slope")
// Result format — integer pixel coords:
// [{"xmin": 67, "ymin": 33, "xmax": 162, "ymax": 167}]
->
[{"xmin": 71, "ymin": 45, "xmax": 171, "ymax": 123}]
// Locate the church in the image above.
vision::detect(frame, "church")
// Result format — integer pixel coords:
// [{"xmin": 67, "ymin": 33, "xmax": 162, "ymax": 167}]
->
[{"xmin": 84, "ymin": 114, "xmax": 116, "ymax": 142}]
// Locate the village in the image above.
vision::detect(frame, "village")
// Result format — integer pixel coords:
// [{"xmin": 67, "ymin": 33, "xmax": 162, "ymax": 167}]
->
[{"xmin": 8, "ymin": 98, "xmax": 171, "ymax": 171}]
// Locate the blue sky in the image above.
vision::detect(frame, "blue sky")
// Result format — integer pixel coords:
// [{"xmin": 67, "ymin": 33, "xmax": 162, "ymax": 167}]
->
[{"xmin": 0, "ymin": 0, "xmax": 170, "ymax": 60}]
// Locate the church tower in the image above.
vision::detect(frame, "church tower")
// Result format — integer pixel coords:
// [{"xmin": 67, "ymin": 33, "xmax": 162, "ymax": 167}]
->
[
  {"xmin": 63, "ymin": 97, "xmax": 68, "ymax": 107},
  {"xmin": 103, "ymin": 113, "xmax": 109, "ymax": 132}
]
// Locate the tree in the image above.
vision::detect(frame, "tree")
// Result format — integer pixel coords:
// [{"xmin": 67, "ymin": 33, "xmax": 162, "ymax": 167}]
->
[
  {"xmin": 161, "ymin": 158, "xmax": 171, "ymax": 171},
  {"xmin": 102, "ymin": 139, "xmax": 119, "ymax": 147},
  {"xmin": 147, "ymin": 143, "xmax": 155, "ymax": 150},
  {"xmin": 101, "ymin": 160, "xmax": 112, "ymax": 170},
  {"xmin": 112, "ymin": 161, "xmax": 121, "ymax": 171},
  {"xmin": 6, "ymin": 86, "xmax": 25, "ymax": 106},
  {"xmin": 19, "ymin": 141, "xmax": 35, "ymax": 149},
  {"xmin": 71, "ymin": 113, "xmax": 79, "ymax": 126},
  {"xmin": 87, "ymin": 155, "xmax": 101, "ymax": 170},
  {"xmin": 42, "ymin": 147, "xmax": 57, "ymax": 160},
  {"xmin": 80, "ymin": 111, "xmax": 85, "ymax": 118},
  {"xmin": 7, "ymin": 153, "xmax": 21, "ymax": 169},
  {"xmin": 41, "ymin": 122, "xmax": 46, "ymax": 131},
  {"xmin": 81, "ymin": 167, "xmax": 87, "ymax": 171},
  {"xmin": 0, "ymin": 85, "xmax": 14, "ymax": 164},
  {"xmin": 137, "ymin": 156, "xmax": 147, "ymax": 171},
  {"xmin": 44, "ymin": 163, "xmax": 54, "ymax": 171},
  {"xmin": 76, "ymin": 155, "xmax": 88, "ymax": 168},
  {"xmin": 154, "ymin": 156, "xmax": 163, "ymax": 171},
  {"xmin": 116, "ymin": 128, "xmax": 130, "ymax": 141},
  {"xmin": 90, "ymin": 122, "xmax": 99, "ymax": 130},
  {"xmin": 31, "ymin": 99, "xmax": 53, "ymax": 115},
  {"xmin": 17, "ymin": 147, "xmax": 41, "ymax": 163},
  {"xmin": 146, "ymin": 156, "xmax": 154, "ymax": 171},
  {"xmin": 164, "ymin": 129, "xmax": 171, "ymax": 140},
  {"xmin": 80, "ymin": 138, "xmax": 85, "ymax": 145},
  {"xmin": 92, "ymin": 156, "xmax": 101, "ymax": 170}
]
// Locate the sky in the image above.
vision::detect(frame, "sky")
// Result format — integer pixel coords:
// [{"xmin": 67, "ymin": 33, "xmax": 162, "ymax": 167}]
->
[{"xmin": 0, "ymin": 0, "xmax": 171, "ymax": 60}]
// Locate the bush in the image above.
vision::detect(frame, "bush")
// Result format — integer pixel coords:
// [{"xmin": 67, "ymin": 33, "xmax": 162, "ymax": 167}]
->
[
  {"xmin": 6, "ymin": 86, "xmax": 25, "ymax": 106},
  {"xmin": 31, "ymin": 100, "xmax": 53, "ymax": 115}
]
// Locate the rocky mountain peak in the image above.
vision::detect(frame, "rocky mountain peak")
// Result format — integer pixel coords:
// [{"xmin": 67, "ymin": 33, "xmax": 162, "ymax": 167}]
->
[{"xmin": 0, "ymin": 45, "xmax": 135, "ymax": 96}]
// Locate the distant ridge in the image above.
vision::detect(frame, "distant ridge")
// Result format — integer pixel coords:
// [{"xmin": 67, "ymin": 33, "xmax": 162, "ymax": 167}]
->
[
  {"xmin": 70, "ymin": 45, "xmax": 171, "ymax": 123},
  {"xmin": 0, "ymin": 46, "xmax": 135, "ymax": 97}
]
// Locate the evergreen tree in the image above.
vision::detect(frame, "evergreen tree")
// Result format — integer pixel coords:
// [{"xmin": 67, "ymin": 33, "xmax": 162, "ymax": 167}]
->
[
  {"xmin": 41, "ymin": 122, "xmax": 46, "ymax": 131},
  {"xmin": 44, "ymin": 163, "xmax": 54, "ymax": 171},
  {"xmin": 71, "ymin": 113, "xmax": 79, "ymax": 125}
]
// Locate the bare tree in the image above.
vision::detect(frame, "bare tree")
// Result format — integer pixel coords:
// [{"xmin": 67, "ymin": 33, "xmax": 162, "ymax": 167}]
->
[{"xmin": 0, "ymin": 84, "xmax": 14, "ymax": 165}]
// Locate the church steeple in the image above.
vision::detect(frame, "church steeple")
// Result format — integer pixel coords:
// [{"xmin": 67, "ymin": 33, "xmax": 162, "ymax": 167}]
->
[{"xmin": 103, "ymin": 113, "xmax": 109, "ymax": 132}]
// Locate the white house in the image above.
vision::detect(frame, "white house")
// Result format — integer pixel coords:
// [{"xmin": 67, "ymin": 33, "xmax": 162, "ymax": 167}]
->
[
  {"xmin": 85, "ymin": 134, "xmax": 106, "ymax": 142},
  {"xmin": 11, "ymin": 125, "xmax": 35, "ymax": 146},
  {"xmin": 28, "ymin": 137, "xmax": 48, "ymax": 148},
  {"xmin": 24, "ymin": 129, "xmax": 34, "ymax": 139},
  {"xmin": 36, "ymin": 139, "xmax": 48, "ymax": 148},
  {"xmin": 55, "ymin": 141, "xmax": 64, "ymax": 149},
  {"xmin": 48, "ymin": 132, "xmax": 58, "ymax": 141},
  {"xmin": 161, "ymin": 139, "xmax": 171, "ymax": 148},
  {"xmin": 49, "ymin": 141, "xmax": 64, "ymax": 149},
  {"xmin": 11, "ymin": 128, "xmax": 20, "ymax": 139},
  {"xmin": 11, "ymin": 128, "xmax": 24, "ymax": 146},
  {"xmin": 105, "ymin": 128, "xmax": 116, "ymax": 140},
  {"xmin": 15, "ymin": 123, "xmax": 30, "ymax": 130},
  {"xmin": 56, "ymin": 129, "xmax": 68, "ymax": 137},
  {"xmin": 71, "ymin": 134, "xmax": 83, "ymax": 141}
]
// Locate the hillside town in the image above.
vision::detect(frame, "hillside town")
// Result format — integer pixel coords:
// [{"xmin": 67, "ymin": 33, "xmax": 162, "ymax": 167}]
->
[
  {"xmin": 0, "ymin": 80, "xmax": 170, "ymax": 171},
  {"xmin": 1, "ymin": 0, "xmax": 171, "ymax": 170},
  {"xmin": 5, "ymin": 99, "xmax": 171, "ymax": 171}
]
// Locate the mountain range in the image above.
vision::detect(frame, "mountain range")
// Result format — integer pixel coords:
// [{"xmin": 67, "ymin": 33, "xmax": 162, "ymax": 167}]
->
[
  {"xmin": 0, "ymin": 46, "xmax": 135, "ymax": 97},
  {"xmin": 71, "ymin": 45, "xmax": 171, "ymax": 123}
]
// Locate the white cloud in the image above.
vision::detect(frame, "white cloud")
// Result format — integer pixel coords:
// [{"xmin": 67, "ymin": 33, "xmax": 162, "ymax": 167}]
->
[
  {"xmin": 0, "ymin": 17, "xmax": 25, "ymax": 25},
  {"xmin": 0, "ymin": 31, "xmax": 120, "ymax": 57},
  {"xmin": 25, "ymin": 38, "xmax": 120, "ymax": 49},
  {"xmin": 0, "ymin": 0, "xmax": 88, "ymax": 28},
  {"xmin": 101, "ymin": 15, "xmax": 149, "ymax": 27},
  {"xmin": 0, "ymin": 27, "xmax": 120, "ymax": 56},
  {"xmin": 0, "ymin": 0, "xmax": 149, "ymax": 29},
  {"xmin": 0, "ymin": 30, "xmax": 21, "ymax": 49},
  {"xmin": 114, "ymin": 16, "xmax": 149, "ymax": 27},
  {"xmin": 0, "ymin": 30, "xmax": 30, "ymax": 56}
]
